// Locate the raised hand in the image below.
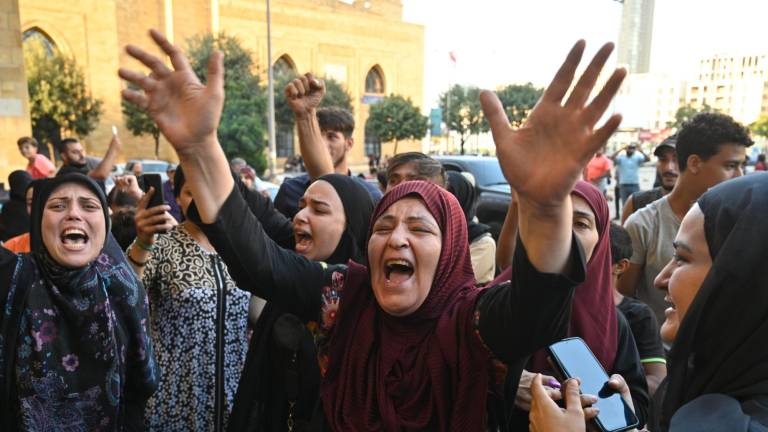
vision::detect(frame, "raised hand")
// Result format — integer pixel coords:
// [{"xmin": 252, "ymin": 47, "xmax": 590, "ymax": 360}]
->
[
  {"xmin": 134, "ymin": 187, "xmax": 176, "ymax": 246},
  {"xmin": 285, "ymin": 73, "xmax": 325, "ymax": 119},
  {"xmin": 118, "ymin": 29, "xmax": 224, "ymax": 157},
  {"xmin": 481, "ymin": 41, "xmax": 626, "ymax": 210}
]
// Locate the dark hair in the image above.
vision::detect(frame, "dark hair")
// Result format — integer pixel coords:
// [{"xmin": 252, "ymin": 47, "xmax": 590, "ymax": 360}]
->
[
  {"xmin": 758, "ymin": 154, "xmax": 766, "ymax": 163},
  {"xmin": 609, "ymin": 222, "xmax": 633, "ymax": 265},
  {"xmin": 111, "ymin": 210, "xmax": 137, "ymax": 250},
  {"xmin": 59, "ymin": 137, "xmax": 80, "ymax": 152},
  {"xmin": 173, "ymin": 165, "xmax": 186, "ymax": 198},
  {"xmin": 386, "ymin": 152, "xmax": 446, "ymax": 187},
  {"xmin": 317, "ymin": 107, "xmax": 354, "ymax": 138},
  {"xmin": 17, "ymin": 136, "xmax": 38, "ymax": 148},
  {"xmin": 107, "ymin": 188, "xmax": 139, "ymax": 209},
  {"xmin": 676, "ymin": 113, "xmax": 753, "ymax": 172}
]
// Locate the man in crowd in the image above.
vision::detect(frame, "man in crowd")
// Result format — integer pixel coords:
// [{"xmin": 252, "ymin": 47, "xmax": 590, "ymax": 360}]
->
[
  {"xmin": 620, "ymin": 136, "xmax": 679, "ymax": 223},
  {"xmin": 17, "ymin": 137, "xmax": 56, "ymax": 179},
  {"xmin": 611, "ymin": 143, "xmax": 650, "ymax": 207},
  {"xmin": 275, "ymin": 73, "xmax": 382, "ymax": 219},
  {"xmin": 619, "ymin": 112, "xmax": 753, "ymax": 324},
  {"xmin": 584, "ymin": 147, "xmax": 613, "ymax": 196},
  {"xmin": 57, "ymin": 136, "xmax": 122, "ymax": 182}
]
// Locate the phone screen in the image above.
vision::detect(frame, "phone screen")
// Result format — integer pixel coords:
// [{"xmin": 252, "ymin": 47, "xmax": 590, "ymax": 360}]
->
[
  {"xmin": 548, "ymin": 338, "xmax": 639, "ymax": 432},
  {"xmin": 138, "ymin": 174, "xmax": 165, "ymax": 209}
]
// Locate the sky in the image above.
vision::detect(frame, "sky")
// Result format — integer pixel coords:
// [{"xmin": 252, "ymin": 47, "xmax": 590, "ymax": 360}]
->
[{"xmin": 401, "ymin": 0, "xmax": 768, "ymax": 110}]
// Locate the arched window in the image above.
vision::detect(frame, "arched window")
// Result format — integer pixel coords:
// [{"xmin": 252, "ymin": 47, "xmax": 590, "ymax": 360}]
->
[
  {"xmin": 273, "ymin": 54, "xmax": 296, "ymax": 78},
  {"xmin": 365, "ymin": 66, "xmax": 385, "ymax": 94},
  {"xmin": 22, "ymin": 27, "xmax": 57, "ymax": 58}
]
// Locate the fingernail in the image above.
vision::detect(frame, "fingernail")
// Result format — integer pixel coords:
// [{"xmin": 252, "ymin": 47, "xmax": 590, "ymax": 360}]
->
[{"xmin": 546, "ymin": 379, "xmax": 561, "ymax": 389}]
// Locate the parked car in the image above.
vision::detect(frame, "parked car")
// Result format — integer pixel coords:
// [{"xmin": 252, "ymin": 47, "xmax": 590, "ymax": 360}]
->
[
  {"xmin": 125, "ymin": 159, "xmax": 172, "ymax": 182},
  {"xmin": 435, "ymin": 155, "xmax": 511, "ymax": 239}
]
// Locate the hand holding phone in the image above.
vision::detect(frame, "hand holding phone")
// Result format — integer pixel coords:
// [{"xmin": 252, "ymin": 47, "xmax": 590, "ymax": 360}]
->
[
  {"xmin": 138, "ymin": 174, "xmax": 166, "ymax": 209},
  {"xmin": 547, "ymin": 338, "xmax": 639, "ymax": 432}
]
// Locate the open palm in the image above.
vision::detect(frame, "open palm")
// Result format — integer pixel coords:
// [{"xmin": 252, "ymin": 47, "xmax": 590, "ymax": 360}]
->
[
  {"xmin": 118, "ymin": 30, "xmax": 224, "ymax": 156},
  {"xmin": 481, "ymin": 41, "xmax": 626, "ymax": 208}
]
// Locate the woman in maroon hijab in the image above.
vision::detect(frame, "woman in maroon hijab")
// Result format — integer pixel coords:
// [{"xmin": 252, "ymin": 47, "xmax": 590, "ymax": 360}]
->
[{"xmin": 120, "ymin": 29, "xmax": 627, "ymax": 430}]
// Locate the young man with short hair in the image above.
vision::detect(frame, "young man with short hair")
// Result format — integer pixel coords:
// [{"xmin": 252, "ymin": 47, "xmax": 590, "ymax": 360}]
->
[
  {"xmin": 17, "ymin": 137, "xmax": 55, "ymax": 179},
  {"xmin": 57, "ymin": 136, "xmax": 122, "ymax": 182},
  {"xmin": 619, "ymin": 113, "xmax": 753, "ymax": 324},
  {"xmin": 275, "ymin": 74, "xmax": 382, "ymax": 219}
]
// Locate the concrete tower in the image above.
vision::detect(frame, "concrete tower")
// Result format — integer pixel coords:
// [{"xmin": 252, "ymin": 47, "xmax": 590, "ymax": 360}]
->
[{"xmin": 617, "ymin": 0, "xmax": 655, "ymax": 74}]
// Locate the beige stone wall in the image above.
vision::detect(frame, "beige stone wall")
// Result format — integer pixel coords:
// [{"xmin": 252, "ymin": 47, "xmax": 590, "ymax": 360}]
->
[{"xmin": 5, "ymin": 0, "xmax": 424, "ymax": 174}]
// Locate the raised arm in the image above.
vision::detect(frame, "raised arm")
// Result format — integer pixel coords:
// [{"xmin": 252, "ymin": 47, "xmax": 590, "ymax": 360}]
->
[
  {"xmin": 119, "ymin": 29, "xmax": 231, "ymax": 223},
  {"xmin": 88, "ymin": 135, "xmax": 122, "ymax": 180},
  {"xmin": 286, "ymin": 73, "xmax": 334, "ymax": 179},
  {"xmin": 495, "ymin": 193, "xmax": 519, "ymax": 270},
  {"xmin": 480, "ymin": 40, "xmax": 626, "ymax": 274}
]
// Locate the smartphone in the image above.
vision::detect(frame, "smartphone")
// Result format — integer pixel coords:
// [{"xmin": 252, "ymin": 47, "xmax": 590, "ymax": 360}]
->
[
  {"xmin": 547, "ymin": 337, "xmax": 639, "ymax": 432},
  {"xmin": 138, "ymin": 173, "xmax": 165, "ymax": 209}
]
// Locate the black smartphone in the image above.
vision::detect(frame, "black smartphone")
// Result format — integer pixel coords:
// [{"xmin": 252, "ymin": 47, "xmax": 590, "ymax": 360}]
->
[
  {"xmin": 138, "ymin": 173, "xmax": 165, "ymax": 208},
  {"xmin": 547, "ymin": 337, "xmax": 639, "ymax": 432}
]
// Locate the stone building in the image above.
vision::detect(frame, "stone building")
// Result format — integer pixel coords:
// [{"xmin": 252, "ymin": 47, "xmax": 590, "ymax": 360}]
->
[{"xmin": 0, "ymin": 0, "xmax": 424, "ymax": 180}]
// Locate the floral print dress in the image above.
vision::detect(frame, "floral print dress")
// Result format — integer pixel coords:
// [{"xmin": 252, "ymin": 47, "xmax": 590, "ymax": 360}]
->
[{"xmin": 139, "ymin": 224, "xmax": 249, "ymax": 432}]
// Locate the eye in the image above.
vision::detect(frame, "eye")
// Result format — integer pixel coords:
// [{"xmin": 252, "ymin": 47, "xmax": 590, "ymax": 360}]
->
[{"xmin": 673, "ymin": 253, "xmax": 687, "ymax": 264}]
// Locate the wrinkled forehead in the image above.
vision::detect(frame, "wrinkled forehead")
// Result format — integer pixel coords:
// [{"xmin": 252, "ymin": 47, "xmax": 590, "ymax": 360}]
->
[{"xmin": 47, "ymin": 182, "xmax": 101, "ymax": 204}]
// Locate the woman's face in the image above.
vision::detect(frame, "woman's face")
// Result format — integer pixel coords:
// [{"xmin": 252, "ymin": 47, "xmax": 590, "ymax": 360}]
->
[
  {"xmin": 176, "ymin": 182, "xmax": 193, "ymax": 218},
  {"xmin": 293, "ymin": 180, "xmax": 346, "ymax": 261},
  {"xmin": 240, "ymin": 175, "xmax": 254, "ymax": 189},
  {"xmin": 655, "ymin": 204, "xmax": 712, "ymax": 344},
  {"xmin": 368, "ymin": 197, "xmax": 442, "ymax": 316},
  {"xmin": 572, "ymin": 195, "xmax": 599, "ymax": 261},
  {"xmin": 41, "ymin": 183, "xmax": 106, "ymax": 268}
]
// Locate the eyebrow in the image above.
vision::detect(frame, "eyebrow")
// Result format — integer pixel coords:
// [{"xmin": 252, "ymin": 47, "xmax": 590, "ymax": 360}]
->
[
  {"xmin": 573, "ymin": 210, "xmax": 595, "ymax": 221},
  {"xmin": 672, "ymin": 240, "xmax": 692, "ymax": 253}
]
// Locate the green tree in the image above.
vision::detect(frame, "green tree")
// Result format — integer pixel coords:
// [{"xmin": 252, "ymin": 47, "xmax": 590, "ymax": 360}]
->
[
  {"xmin": 669, "ymin": 103, "xmax": 713, "ymax": 130},
  {"xmin": 24, "ymin": 37, "xmax": 102, "ymax": 150},
  {"xmin": 438, "ymin": 84, "xmax": 487, "ymax": 154},
  {"xmin": 121, "ymin": 83, "xmax": 161, "ymax": 157},
  {"xmin": 750, "ymin": 115, "xmax": 768, "ymax": 138},
  {"xmin": 496, "ymin": 83, "xmax": 543, "ymax": 127},
  {"xmin": 366, "ymin": 94, "xmax": 428, "ymax": 154},
  {"xmin": 187, "ymin": 33, "xmax": 268, "ymax": 174}
]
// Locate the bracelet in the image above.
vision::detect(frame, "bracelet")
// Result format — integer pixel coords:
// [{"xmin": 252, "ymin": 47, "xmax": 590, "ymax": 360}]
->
[
  {"xmin": 127, "ymin": 252, "xmax": 148, "ymax": 267},
  {"xmin": 134, "ymin": 238, "xmax": 155, "ymax": 252}
]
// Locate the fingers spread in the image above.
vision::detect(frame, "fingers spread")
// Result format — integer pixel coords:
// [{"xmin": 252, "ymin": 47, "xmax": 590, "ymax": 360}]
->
[
  {"xmin": 118, "ymin": 69, "xmax": 157, "ymax": 93},
  {"xmin": 149, "ymin": 29, "xmax": 191, "ymax": 72},
  {"xmin": 125, "ymin": 44, "xmax": 172, "ymax": 78},
  {"xmin": 479, "ymin": 90, "xmax": 511, "ymax": 142},
  {"xmin": 590, "ymin": 113, "xmax": 623, "ymax": 153},
  {"xmin": 542, "ymin": 40, "xmax": 586, "ymax": 104},
  {"xmin": 121, "ymin": 89, "xmax": 149, "ymax": 111},
  {"xmin": 583, "ymin": 67, "xmax": 627, "ymax": 126},
  {"xmin": 565, "ymin": 42, "xmax": 615, "ymax": 109}
]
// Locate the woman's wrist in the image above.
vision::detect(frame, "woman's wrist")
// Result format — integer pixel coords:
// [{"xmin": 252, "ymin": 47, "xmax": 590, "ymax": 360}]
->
[{"xmin": 134, "ymin": 237, "xmax": 156, "ymax": 252}]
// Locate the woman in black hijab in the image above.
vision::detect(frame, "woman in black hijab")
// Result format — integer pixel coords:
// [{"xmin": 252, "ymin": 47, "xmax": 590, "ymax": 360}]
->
[
  {"xmin": 529, "ymin": 173, "xmax": 768, "ymax": 431},
  {"xmin": 0, "ymin": 173, "xmax": 158, "ymax": 431},
  {"xmin": 446, "ymin": 171, "xmax": 496, "ymax": 283},
  {"xmin": 0, "ymin": 170, "xmax": 33, "ymax": 241},
  {"xmin": 222, "ymin": 173, "xmax": 375, "ymax": 431}
]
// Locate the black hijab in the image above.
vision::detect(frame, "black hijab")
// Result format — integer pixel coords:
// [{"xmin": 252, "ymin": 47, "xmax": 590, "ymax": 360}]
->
[
  {"xmin": 662, "ymin": 173, "xmax": 768, "ymax": 430},
  {"xmin": 447, "ymin": 171, "xmax": 491, "ymax": 243},
  {"xmin": 0, "ymin": 170, "xmax": 32, "ymax": 241},
  {"xmin": 315, "ymin": 173, "xmax": 375, "ymax": 265},
  {"xmin": 0, "ymin": 174, "xmax": 157, "ymax": 430}
]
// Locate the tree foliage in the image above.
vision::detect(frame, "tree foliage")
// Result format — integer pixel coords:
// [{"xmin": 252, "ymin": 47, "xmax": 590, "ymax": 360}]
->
[
  {"xmin": 669, "ymin": 103, "xmax": 713, "ymax": 130},
  {"xmin": 187, "ymin": 33, "xmax": 268, "ymax": 174},
  {"xmin": 24, "ymin": 38, "xmax": 102, "ymax": 151},
  {"xmin": 366, "ymin": 94, "xmax": 428, "ymax": 154},
  {"xmin": 438, "ymin": 84, "xmax": 487, "ymax": 154},
  {"xmin": 750, "ymin": 115, "xmax": 768, "ymax": 138},
  {"xmin": 496, "ymin": 83, "xmax": 543, "ymax": 128},
  {"xmin": 121, "ymin": 83, "xmax": 161, "ymax": 157}
]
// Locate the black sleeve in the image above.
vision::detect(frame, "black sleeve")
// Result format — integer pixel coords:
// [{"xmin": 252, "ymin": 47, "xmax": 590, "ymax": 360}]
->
[
  {"xmin": 475, "ymin": 234, "xmax": 586, "ymax": 364},
  {"xmin": 613, "ymin": 309, "xmax": 650, "ymax": 429},
  {"xmin": 0, "ymin": 247, "xmax": 18, "ymax": 319},
  {"xmin": 235, "ymin": 177, "xmax": 295, "ymax": 250},
  {"xmin": 619, "ymin": 299, "xmax": 666, "ymax": 363},
  {"xmin": 187, "ymin": 185, "xmax": 324, "ymax": 322}
]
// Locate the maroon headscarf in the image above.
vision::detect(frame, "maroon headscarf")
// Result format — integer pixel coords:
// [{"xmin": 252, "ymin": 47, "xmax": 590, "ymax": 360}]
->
[
  {"xmin": 320, "ymin": 180, "xmax": 493, "ymax": 431},
  {"xmin": 532, "ymin": 180, "xmax": 618, "ymax": 371}
]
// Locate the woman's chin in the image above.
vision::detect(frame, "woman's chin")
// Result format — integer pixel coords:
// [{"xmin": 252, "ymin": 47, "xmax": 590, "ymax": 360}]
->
[{"xmin": 660, "ymin": 319, "xmax": 678, "ymax": 345}]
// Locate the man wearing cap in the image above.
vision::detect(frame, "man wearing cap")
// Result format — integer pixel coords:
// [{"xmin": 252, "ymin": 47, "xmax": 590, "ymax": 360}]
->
[
  {"xmin": 611, "ymin": 143, "xmax": 650, "ymax": 208},
  {"xmin": 619, "ymin": 113, "xmax": 753, "ymax": 325},
  {"xmin": 163, "ymin": 164, "xmax": 183, "ymax": 222},
  {"xmin": 620, "ymin": 137, "xmax": 679, "ymax": 223}
]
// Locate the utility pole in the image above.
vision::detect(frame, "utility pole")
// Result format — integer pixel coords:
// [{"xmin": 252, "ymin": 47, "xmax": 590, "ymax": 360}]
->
[{"xmin": 266, "ymin": 0, "xmax": 277, "ymax": 179}]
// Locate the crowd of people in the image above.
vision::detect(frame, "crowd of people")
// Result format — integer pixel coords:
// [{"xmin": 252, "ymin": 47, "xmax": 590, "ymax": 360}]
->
[{"xmin": 0, "ymin": 28, "xmax": 766, "ymax": 432}]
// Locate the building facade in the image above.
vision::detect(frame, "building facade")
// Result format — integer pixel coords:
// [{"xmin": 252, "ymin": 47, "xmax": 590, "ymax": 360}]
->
[
  {"xmin": 616, "ymin": 0, "xmax": 655, "ymax": 74},
  {"xmin": 0, "ymin": 0, "xmax": 424, "ymax": 180}
]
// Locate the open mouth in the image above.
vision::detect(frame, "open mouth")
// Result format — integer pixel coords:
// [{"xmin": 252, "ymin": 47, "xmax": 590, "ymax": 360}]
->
[
  {"xmin": 664, "ymin": 295, "xmax": 676, "ymax": 313},
  {"xmin": 384, "ymin": 259, "xmax": 414, "ymax": 285},
  {"xmin": 60, "ymin": 228, "xmax": 89, "ymax": 251},
  {"xmin": 294, "ymin": 229, "xmax": 313, "ymax": 253}
]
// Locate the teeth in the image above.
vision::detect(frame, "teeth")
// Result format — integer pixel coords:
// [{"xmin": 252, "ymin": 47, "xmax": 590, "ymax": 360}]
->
[
  {"xmin": 386, "ymin": 259, "xmax": 412, "ymax": 268},
  {"xmin": 63, "ymin": 228, "xmax": 86, "ymax": 236}
]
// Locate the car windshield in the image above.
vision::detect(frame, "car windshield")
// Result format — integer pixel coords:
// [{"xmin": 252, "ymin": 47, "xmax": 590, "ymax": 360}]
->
[{"xmin": 467, "ymin": 159, "xmax": 507, "ymax": 187}]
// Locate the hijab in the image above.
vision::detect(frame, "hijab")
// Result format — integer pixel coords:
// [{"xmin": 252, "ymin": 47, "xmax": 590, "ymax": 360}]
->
[
  {"xmin": 0, "ymin": 174, "xmax": 157, "ymax": 430},
  {"xmin": 532, "ymin": 180, "xmax": 618, "ymax": 371},
  {"xmin": 662, "ymin": 173, "xmax": 768, "ymax": 429},
  {"xmin": 0, "ymin": 170, "xmax": 32, "ymax": 241},
  {"xmin": 446, "ymin": 170, "xmax": 492, "ymax": 243},
  {"xmin": 322, "ymin": 180, "xmax": 492, "ymax": 431}
]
